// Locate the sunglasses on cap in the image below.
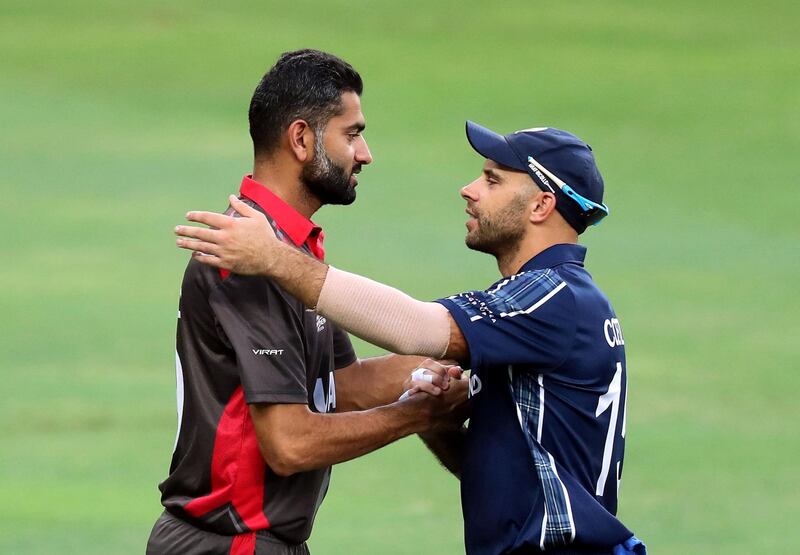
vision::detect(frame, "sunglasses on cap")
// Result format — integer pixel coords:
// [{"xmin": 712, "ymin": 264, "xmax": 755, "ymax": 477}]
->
[{"xmin": 526, "ymin": 156, "xmax": 609, "ymax": 226}]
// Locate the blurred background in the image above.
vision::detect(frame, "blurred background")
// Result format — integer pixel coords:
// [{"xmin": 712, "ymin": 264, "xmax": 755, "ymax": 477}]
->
[{"xmin": 1, "ymin": 1, "xmax": 798, "ymax": 553}]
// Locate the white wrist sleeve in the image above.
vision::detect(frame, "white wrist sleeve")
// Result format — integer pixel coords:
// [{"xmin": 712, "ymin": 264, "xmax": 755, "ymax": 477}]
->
[{"xmin": 316, "ymin": 266, "xmax": 451, "ymax": 358}]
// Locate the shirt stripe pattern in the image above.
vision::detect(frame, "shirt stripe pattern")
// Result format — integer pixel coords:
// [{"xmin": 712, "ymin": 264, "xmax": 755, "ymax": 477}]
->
[
  {"xmin": 447, "ymin": 269, "xmax": 565, "ymax": 323},
  {"xmin": 511, "ymin": 369, "xmax": 576, "ymax": 548}
]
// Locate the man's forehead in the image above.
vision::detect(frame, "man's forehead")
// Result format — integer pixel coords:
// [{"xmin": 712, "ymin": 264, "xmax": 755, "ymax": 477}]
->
[{"xmin": 333, "ymin": 91, "xmax": 365, "ymax": 126}]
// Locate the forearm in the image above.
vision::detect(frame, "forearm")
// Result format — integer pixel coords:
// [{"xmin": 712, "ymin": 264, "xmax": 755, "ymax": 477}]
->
[
  {"xmin": 419, "ymin": 427, "xmax": 467, "ymax": 478},
  {"xmin": 336, "ymin": 355, "xmax": 427, "ymax": 412},
  {"xmin": 269, "ymin": 241, "xmax": 329, "ymax": 308},
  {"xmin": 178, "ymin": 203, "xmax": 464, "ymax": 361},
  {"xmin": 266, "ymin": 244, "xmax": 454, "ymax": 358},
  {"xmin": 251, "ymin": 401, "xmax": 427, "ymax": 476},
  {"xmin": 317, "ymin": 267, "xmax": 452, "ymax": 357}
]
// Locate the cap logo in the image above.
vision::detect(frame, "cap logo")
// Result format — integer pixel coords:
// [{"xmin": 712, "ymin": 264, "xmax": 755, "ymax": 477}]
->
[{"xmin": 515, "ymin": 127, "xmax": 549, "ymax": 133}]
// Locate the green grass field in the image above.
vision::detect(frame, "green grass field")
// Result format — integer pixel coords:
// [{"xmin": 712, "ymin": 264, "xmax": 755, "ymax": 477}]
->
[{"xmin": 1, "ymin": 1, "xmax": 798, "ymax": 553}]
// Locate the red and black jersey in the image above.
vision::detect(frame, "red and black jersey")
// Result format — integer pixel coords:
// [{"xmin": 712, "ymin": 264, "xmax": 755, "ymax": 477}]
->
[{"xmin": 158, "ymin": 176, "xmax": 356, "ymax": 546}]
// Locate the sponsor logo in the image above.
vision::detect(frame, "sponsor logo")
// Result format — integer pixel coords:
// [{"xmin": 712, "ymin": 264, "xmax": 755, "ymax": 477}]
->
[
  {"xmin": 252, "ymin": 349, "xmax": 285, "ymax": 356},
  {"xmin": 316, "ymin": 315, "xmax": 326, "ymax": 333},
  {"xmin": 527, "ymin": 159, "xmax": 552, "ymax": 191},
  {"xmin": 603, "ymin": 318, "xmax": 625, "ymax": 347}
]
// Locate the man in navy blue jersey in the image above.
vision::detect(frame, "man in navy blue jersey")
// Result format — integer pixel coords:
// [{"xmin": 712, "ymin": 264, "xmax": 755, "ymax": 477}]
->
[{"xmin": 175, "ymin": 121, "xmax": 647, "ymax": 555}]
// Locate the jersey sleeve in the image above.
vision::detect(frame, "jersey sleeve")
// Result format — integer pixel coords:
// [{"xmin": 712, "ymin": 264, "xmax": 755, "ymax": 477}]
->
[
  {"xmin": 435, "ymin": 269, "xmax": 576, "ymax": 371},
  {"xmin": 209, "ymin": 274, "xmax": 308, "ymax": 405},
  {"xmin": 331, "ymin": 324, "xmax": 357, "ymax": 370}
]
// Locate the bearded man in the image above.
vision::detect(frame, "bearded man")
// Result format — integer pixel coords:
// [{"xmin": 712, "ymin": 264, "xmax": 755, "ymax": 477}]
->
[
  {"xmin": 148, "ymin": 49, "xmax": 467, "ymax": 555},
  {"xmin": 175, "ymin": 120, "xmax": 647, "ymax": 555}
]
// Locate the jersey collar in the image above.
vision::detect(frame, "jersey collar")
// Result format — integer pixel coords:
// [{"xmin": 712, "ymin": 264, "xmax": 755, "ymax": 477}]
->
[
  {"xmin": 239, "ymin": 175, "xmax": 325, "ymax": 260},
  {"xmin": 520, "ymin": 243, "xmax": 586, "ymax": 272}
]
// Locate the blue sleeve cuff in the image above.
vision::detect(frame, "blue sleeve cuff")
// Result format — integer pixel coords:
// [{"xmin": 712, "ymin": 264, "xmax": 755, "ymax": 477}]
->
[
  {"xmin": 613, "ymin": 535, "xmax": 646, "ymax": 555},
  {"xmin": 435, "ymin": 297, "xmax": 482, "ymax": 371}
]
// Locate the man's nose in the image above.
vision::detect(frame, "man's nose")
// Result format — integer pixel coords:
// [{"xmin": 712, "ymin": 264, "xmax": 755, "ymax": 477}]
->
[
  {"xmin": 461, "ymin": 179, "xmax": 480, "ymax": 201},
  {"xmin": 356, "ymin": 136, "xmax": 373, "ymax": 165}
]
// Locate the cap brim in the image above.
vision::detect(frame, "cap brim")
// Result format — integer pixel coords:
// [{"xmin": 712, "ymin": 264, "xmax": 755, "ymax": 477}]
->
[{"xmin": 465, "ymin": 121, "xmax": 526, "ymax": 171}]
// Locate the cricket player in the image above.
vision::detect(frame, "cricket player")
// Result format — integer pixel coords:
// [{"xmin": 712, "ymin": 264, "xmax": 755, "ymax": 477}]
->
[
  {"xmin": 149, "ymin": 49, "xmax": 467, "ymax": 555},
  {"xmin": 175, "ymin": 121, "xmax": 647, "ymax": 555}
]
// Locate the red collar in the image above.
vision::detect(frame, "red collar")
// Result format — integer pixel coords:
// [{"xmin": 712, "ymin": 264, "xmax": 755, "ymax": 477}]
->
[{"xmin": 239, "ymin": 175, "xmax": 325, "ymax": 260}]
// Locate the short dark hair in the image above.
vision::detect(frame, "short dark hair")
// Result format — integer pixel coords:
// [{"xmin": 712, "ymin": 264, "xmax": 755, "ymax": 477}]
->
[{"xmin": 249, "ymin": 49, "xmax": 363, "ymax": 156}]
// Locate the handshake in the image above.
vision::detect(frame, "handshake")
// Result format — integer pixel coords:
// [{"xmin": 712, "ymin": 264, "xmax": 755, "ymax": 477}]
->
[{"xmin": 397, "ymin": 359, "xmax": 471, "ymax": 432}]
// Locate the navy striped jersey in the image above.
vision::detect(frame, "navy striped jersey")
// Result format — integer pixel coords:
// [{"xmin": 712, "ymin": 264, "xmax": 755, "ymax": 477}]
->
[{"xmin": 437, "ymin": 243, "xmax": 642, "ymax": 555}]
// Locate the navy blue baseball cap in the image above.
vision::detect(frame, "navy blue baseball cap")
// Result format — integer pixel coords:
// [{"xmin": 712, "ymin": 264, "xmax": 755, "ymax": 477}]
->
[{"xmin": 465, "ymin": 121, "xmax": 608, "ymax": 233}]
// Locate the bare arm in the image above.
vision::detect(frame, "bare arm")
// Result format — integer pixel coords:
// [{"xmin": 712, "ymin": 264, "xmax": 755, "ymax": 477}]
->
[
  {"xmin": 420, "ymin": 427, "xmax": 467, "ymax": 478},
  {"xmin": 175, "ymin": 199, "xmax": 328, "ymax": 307},
  {"xmin": 399, "ymin": 361, "xmax": 470, "ymax": 479},
  {"xmin": 175, "ymin": 197, "xmax": 470, "ymax": 363},
  {"xmin": 250, "ymin": 383, "xmax": 466, "ymax": 477},
  {"xmin": 335, "ymin": 355, "xmax": 427, "ymax": 412}
]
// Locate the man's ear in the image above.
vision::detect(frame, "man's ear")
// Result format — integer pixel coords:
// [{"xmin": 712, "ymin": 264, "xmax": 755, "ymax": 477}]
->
[
  {"xmin": 529, "ymin": 191, "xmax": 558, "ymax": 223},
  {"xmin": 287, "ymin": 119, "xmax": 315, "ymax": 163}
]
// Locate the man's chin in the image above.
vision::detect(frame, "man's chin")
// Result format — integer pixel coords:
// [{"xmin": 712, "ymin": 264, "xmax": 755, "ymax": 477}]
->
[
  {"xmin": 303, "ymin": 178, "xmax": 357, "ymax": 206},
  {"xmin": 467, "ymin": 231, "xmax": 509, "ymax": 256},
  {"xmin": 465, "ymin": 234, "xmax": 488, "ymax": 254},
  {"xmin": 339, "ymin": 185, "xmax": 357, "ymax": 205},
  {"xmin": 324, "ymin": 187, "xmax": 357, "ymax": 206}
]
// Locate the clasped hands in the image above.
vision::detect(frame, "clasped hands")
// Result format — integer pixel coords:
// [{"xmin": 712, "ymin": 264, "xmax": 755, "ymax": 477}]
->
[{"xmin": 399, "ymin": 359, "xmax": 470, "ymax": 430}]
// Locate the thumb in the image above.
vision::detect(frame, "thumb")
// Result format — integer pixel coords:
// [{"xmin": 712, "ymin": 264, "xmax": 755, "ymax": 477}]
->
[
  {"xmin": 229, "ymin": 195, "xmax": 261, "ymax": 218},
  {"xmin": 447, "ymin": 366, "xmax": 463, "ymax": 379}
]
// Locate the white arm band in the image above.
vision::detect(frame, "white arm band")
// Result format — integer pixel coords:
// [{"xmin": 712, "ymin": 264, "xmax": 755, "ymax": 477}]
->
[{"xmin": 316, "ymin": 266, "xmax": 451, "ymax": 358}]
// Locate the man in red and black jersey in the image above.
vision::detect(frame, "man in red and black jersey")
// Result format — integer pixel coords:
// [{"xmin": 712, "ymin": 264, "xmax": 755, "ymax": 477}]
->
[{"xmin": 147, "ymin": 50, "xmax": 467, "ymax": 555}]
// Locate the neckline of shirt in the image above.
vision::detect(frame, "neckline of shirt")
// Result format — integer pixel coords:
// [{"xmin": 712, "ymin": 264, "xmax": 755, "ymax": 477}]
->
[
  {"xmin": 239, "ymin": 175, "xmax": 325, "ymax": 260},
  {"xmin": 521, "ymin": 243, "xmax": 587, "ymax": 272}
]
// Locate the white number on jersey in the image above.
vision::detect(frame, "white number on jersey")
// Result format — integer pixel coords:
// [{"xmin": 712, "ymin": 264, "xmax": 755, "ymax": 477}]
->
[{"xmin": 595, "ymin": 362, "xmax": 625, "ymax": 496}]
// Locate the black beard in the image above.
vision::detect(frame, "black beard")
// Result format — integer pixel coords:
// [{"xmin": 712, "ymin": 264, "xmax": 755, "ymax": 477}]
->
[{"xmin": 301, "ymin": 138, "xmax": 356, "ymax": 206}]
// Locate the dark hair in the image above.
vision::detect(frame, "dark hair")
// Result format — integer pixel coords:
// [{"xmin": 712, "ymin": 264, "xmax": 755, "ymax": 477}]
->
[{"xmin": 249, "ymin": 49, "xmax": 363, "ymax": 156}]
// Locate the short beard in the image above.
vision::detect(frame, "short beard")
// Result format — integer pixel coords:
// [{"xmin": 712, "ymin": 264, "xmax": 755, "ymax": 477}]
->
[
  {"xmin": 300, "ymin": 128, "xmax": 356, "ymax": 206},
  {"xmin": 465, "ymin": 192, "xmax": 529, "ymax": 258}
]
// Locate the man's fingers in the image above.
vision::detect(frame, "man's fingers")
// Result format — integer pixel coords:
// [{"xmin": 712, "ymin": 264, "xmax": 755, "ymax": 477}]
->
[
  {"xmin": 190, "ymin": 251, "xmax": 225, "ymax": 268},
  {"xmin": 398, "ymin": 386, "xmax": 420, "ymax": 402},
  {"xmin": 229, "ymin": 195, "xmax": 262, "ymax": 218},
  {"xmin": 185, "ymin": 210, "xmax": 235, "ymax": 229},
  {"xmin": 410, "ymin": 380, "xmax": 442, "ymax": 396},
  {"xmin": 446, "ymin": 366, "xmax": 464, "ymax": 379},
  {"xmin": 174, "ymin": 225, "xmax": 222, "ymax": 243},
  {"xmin": 176, "ymin": 238, "xmax": 220, "ymax": 256},
  {"xmin": 415, "ymin": 359, "xmax": 448, "ymax": 375},
  {"xmin": 411, "ymin": 367, "xmax": 449, "ymax": 389},
  {"xmin": 410, "ymin": 368, "xmax": 435, "ymax": 382}
]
